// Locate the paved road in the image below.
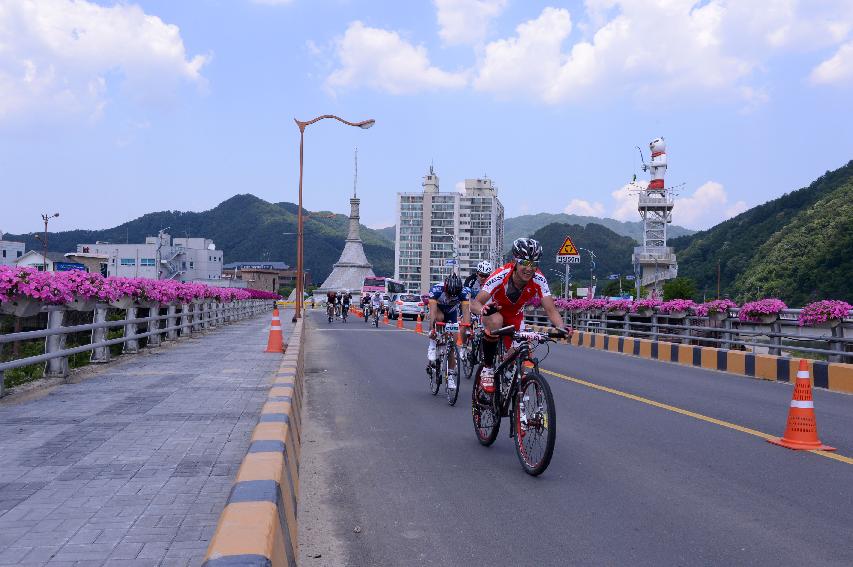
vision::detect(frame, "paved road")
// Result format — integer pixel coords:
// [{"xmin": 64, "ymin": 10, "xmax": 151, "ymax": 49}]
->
[
  {"xmin": 300, "ymin": 312, "xmax": 853, "ymax": 566},
  {"xmin": 0, "ymin": 313, "xmax": 286, "ymax": 567}
]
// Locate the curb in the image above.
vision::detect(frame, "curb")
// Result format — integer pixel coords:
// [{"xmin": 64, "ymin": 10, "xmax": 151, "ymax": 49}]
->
[
  {"xmin": 529, "ymin": 325, "xmax": 853, "ymax": 394},
  {"xmin": 203, "ymin": 318, "xmax": 304, "ymax": 567}
]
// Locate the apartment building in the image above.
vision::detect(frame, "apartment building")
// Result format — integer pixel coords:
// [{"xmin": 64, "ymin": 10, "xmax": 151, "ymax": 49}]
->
[
  {"xmin": 394, "ymin": 167, "xmax": 504, "ymax": 293},
  {"xmin": 0, "ymin": 235, "xmax": 25, "ymax": 266}
]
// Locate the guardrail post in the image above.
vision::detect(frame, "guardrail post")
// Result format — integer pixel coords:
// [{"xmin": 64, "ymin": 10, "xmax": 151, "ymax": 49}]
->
[
  {"xmin": 622, "ymin": 314, "xmax": 630, "ymax": 337},
  {"xmin": 90, "ymin": 304, "xmax": 111, "ymax": 363},
  {"xmin": 166, "ymin": 304, "xmax": 178, "ymax": 340},
  {"xmin": 191, "ymin": 303, "xmax": 202, "ymax": 333},
  {"xmin": 147, "ymin": 304, "xmax": 162, "ymax": 347},
  {"xmin": 651, "ymin": 314, "xmax": 659, "ymax": 342},
  {"xmin": 123, "ymin": 307, "xmax": 139, "ymax": 353},
  {"xmin": 180, "ymin": 303, "xmax": 190, "ymax": 336},
  {"xmin": 769, "ymin": 321, "xmax": 782, "ymax": 356},
  {"xmin": 208, "ymin": 302, "xmax": 218, "ymax": 328},
  {"xmin": 44, "ymin": 307, "xmax": 69, "ymax": 378},
  {"xmin": 683, "ymin": 317, "xmax": 692, "ymax": 345},
  {"xmin": 721, "ymin": 318, "xmax": 733, "ymax": 350},
  {"xmin": 828, "ymin": 324, "xmax": 843, "ymax": 363}
]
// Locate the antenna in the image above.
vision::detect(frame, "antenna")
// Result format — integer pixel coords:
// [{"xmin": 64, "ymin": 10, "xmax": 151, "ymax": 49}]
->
[{"xmin": 353, "ymin": 147, "xmax": 358, "ymax": 198}]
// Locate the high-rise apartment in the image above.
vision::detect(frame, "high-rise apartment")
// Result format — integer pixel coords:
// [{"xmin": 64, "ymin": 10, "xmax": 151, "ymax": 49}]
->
[{"xmin": 395, "ymin": 167, "xmax": 504, "ymax": 293}]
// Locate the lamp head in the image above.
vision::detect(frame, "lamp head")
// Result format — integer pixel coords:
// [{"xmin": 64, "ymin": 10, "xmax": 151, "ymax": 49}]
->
[{"xmin": 359, "ymin": 119, "xmax": 376, "ymax": 129}]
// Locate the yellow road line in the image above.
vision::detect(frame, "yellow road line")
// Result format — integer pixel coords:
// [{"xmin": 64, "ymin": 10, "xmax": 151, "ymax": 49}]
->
[{"xmin": 541, "ymin": 368, "xmax": 853, "ymax": 466}]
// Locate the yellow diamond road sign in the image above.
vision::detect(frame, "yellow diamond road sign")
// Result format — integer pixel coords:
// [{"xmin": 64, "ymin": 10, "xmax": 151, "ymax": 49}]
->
[{"xmin": 556, "ymin": 236, "xmax": 581, "ymax": 264}]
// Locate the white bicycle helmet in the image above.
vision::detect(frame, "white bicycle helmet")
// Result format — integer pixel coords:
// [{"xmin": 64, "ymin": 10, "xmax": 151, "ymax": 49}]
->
[{"xmin": 476, "ymin": 260, "xmax": 494, "ymax": 276}]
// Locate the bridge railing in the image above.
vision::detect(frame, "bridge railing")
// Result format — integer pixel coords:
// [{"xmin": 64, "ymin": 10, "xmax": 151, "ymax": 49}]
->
[
  {"xmin": 524, "ymin": 307, "xmax": 853, "ymax": 362},
  {"xmin": 0, "ymin": 299, "xmax": 273, "ymax": 397}
]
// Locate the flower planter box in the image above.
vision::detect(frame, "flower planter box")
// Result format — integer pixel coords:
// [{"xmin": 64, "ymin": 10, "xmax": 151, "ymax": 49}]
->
[
  {"xmin": 708, "ymin": 311, "xmax": 729, "ymax": 322},
  {"xmin": 663, "ymin": 310, "xmax": 687, "ymax": 319},
  {"xmin": 812, "ymin": 319, "xmax": 842, "ymax": 329},
  {"xmin": 634, "ymin": 309, "xmax": 654, "ymax": 317},
  {"xmin": 109, "ymin": 297, "xmax": 154, "ymax": 310},
  {"xmin": 67, "ymin": 296, "xmax": 98, "ymax": 312},
  {"xmin": 0, "ymin": 297, "xmax": 43, "ymax": 317},
  {"xmin": 751, "ymin": 314, "xmax": 779, "ymax": 324},
  {"xmin": 606, "ymin": 309, "xmax": 627, "ymax": 317}
]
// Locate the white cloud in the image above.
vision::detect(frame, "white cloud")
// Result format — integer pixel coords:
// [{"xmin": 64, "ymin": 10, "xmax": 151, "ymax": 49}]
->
[
  {"xmin": 611, "ymin": 181, "xmax": 645, "ymax": 221},
  {"xmin": 326, "ymin": 21, "xmax": 468, "ymax": 94},
  {"xmin": 564, "ymin": 198, "xmax": 605, "ymax": 217},
  {"xmin": 810, "ymin": 40, "xmax": 853, "ymax": 84},
  {"xmin": 434, "ymin": 0, "xmax": 508, "ymax": 46},
  {"xmin": 725, "ymin": 200, "xmax": 749, "ymax": 218},
  {"xmin": 0, "ymin": 0, "xmax": 207, "ymax": 124},
  {"xmin": 472, "ymin": 1, "xmax": 853, "ymax": 104}
]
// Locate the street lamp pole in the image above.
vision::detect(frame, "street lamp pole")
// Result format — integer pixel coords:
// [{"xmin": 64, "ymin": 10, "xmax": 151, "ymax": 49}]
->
[
  {"xmin": 39, "ymin": 212, "xmax": 59, "ymax": 271},
  {"xmin": 580, "ymin": 247, "xmax": 596, "ymax": 299},
  {"xmin": 293, "ymin": 115, "xmax": 375, "ymax": 322}
]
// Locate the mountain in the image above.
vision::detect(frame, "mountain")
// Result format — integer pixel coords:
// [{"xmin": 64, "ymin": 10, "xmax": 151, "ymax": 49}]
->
[
  {"xmin": 529, "ymin": 222, "xmax": 637, "ymax": 289},
  {"xmin": 5, "ymin": 194, "xmax": 395, "ymax": 284},
  {"xmin": 505, "ymin": 213, "xmax": 695, "ymax": 248},
  {"xmin": 375, "ymin": 226, "xmax": 396, "ymax": 243},
  {"xmin": 672, "ymin": 160, "xmax": 853, "ymax": 304}
]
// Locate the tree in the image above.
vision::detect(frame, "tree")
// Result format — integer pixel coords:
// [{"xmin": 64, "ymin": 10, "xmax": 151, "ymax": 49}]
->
[{"xmin": 663, "ymin": 277, "xmax": 697, "ymax": 301}]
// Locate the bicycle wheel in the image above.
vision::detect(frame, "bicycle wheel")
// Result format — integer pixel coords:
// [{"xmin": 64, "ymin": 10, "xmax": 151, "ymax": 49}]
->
[
  {"xmin": 513, "ymin": 370, "xmax": 557, "ymax": 476},
  {"xmin": 444, "ymin": 343, "xmax": 460, "ymax": 406},
  {"xmin": 456, "ymin": 342, "xmax": 469, "ymax": 388},
  {"xmin": 428, "ymin": 342, "xmax": 442, "ymax": 396},
  {"xmin": 471, "ymin": 366, "xmax": 500, "ymax": 446},
  {"xmin": 464, "ymin": 336, "xmax": 479, "ymax": 380}
]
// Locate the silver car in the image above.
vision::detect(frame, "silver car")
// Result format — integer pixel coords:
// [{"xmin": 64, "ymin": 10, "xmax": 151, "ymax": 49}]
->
[{"xmin": 389, "ymin": 293, "xmax": 426, "ymax": 319}]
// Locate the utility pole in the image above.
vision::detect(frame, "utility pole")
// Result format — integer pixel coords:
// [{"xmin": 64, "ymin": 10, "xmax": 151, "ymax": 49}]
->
[
  {"xmin": 716, "ymin": 258, "xmax": 721, "ymax": 299},
  {"xmin": 39, "ymin": 212, "xmax": 59, "ymax": 271}
]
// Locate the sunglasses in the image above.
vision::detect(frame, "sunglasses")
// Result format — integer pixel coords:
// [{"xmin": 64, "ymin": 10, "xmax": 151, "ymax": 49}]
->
[{"xmin": 515, "ymin": 259, "xmax": 539, "ymax": 269}]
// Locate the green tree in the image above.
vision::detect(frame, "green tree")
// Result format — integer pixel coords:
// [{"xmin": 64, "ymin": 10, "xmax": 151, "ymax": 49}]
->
[{"xmin": 663, "ymin": 277, "xmax": 697, "ymax": 301}]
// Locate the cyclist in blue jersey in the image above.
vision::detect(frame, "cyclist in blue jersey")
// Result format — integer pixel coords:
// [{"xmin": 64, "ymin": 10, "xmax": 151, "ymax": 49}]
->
[
  {"xmin": 463, "ymin": 260, "xmax": 494, "ymax": 299},
  {"xmin": 427, "ymin": 273, "xmax": 470, "ymax": 391}
]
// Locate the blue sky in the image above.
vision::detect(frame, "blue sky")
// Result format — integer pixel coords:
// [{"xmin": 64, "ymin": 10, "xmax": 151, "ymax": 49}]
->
[{"xmin": 2, "ymin": 0, "xmax": 852, "ymax": 236}]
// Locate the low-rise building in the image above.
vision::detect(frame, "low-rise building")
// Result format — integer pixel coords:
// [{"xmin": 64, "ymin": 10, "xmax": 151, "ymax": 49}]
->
[
  {"xmin": 222, "ymin": 262, "xmax": 311, "ymax": 293},
  {"xmin": 77, "ymin": 233, "xmax": 223, "ymax": 281},
  {"xmin": 0, "ymin": 235, "xmax": 25, "ymax": 266}
]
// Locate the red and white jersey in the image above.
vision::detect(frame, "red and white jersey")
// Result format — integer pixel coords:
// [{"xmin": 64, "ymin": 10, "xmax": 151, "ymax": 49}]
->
[{"xmin": 480, "ymin": 262, "xmax": 551, "ymax": 317}]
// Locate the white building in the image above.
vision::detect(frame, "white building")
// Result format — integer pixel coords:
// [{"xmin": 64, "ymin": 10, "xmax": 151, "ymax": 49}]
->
[
  {"xmin": 15, "ymin": 251, "xmax": 67, "ymax": 271},
  {"xmin": 0, "ymin": 234, "xmax": 25, "ymax": 266},
  {"xmin": 76, "ymin": 233, "xmax": 224, "ymax": 281},
  {"xmin": 394, "ymin": 167, "xmax": 504, "ymax": 293}
]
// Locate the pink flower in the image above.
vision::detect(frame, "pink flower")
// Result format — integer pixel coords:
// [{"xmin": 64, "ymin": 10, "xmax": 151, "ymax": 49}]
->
[
  {"xmin": 798, "ymin": 300, "xmax": 851, "ymax": 327},
  {"xmin": 738, "ymin": 298, "xmax": 787, "ymax": 322},
  {"xmin": 658, "ymin": 299, "xmax": 696, "ymax": 314},
  {"xmin": 694, "ymin": 299, "xmax": 738, "ymax": 317}
]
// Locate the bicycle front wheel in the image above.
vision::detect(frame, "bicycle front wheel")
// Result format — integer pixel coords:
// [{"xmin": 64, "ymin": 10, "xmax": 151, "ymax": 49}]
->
[
  {"xmin": 444, "ymin": 343, "xmax": 460, "ymax": 406},
  {"xmin": 513, "ymin": 370, "xmax": 556, "ymax": 476},
  {"xmin": 472, "ymin": 366, "xmax": 500, "ymax": 446}
]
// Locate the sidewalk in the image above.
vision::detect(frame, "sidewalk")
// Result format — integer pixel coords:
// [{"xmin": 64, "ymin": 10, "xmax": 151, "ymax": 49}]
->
[{"xmin": 0, "ymin": 311, "xmax": 291, "ymax": 567}]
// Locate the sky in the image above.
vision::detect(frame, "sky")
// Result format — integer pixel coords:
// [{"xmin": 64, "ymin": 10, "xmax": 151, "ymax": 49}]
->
[{"xmin": 2, "ymin": 0, "xmax": 853, "ymax": 236}]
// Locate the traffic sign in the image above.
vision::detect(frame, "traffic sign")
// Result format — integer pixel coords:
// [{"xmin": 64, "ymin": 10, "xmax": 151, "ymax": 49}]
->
[
  {"xmin": 556, "ymin": 235, "xmax": 581, "ymax": 264},
  {"xmin": 445, "ymin": 259, "xmax": 457, "ymax": 266}
]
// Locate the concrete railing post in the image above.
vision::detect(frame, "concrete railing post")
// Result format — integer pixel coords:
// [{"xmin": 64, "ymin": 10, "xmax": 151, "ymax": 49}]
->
[
  {"xmin": 722, "ymin": 318, "xmax": 733, "ymax": 350},
  {"xmin": 90, "ymin": 304, "xmax": 111, "ymax": 363},
  {"xmin": 828, "ymin": 324, "xmax": 844, "ymax": 363},
  {"xmin": 180, "ymin": 303, "xmax": 191, "ymax": 336},
  {"xmin": 166, "ymin": 304, "xmax": 178, "ymax": 340},
  {"xmin": 123, "ymin": 307, "xmax": 139, "ymax": 353},
  {"xmin": 769, "ymin": 321, "xmax": 782, "ymax": 356},
  {"xmin": 622, "ymin": 314, "xmax": 630, "ymax": 337},
  {"xmin": 683, "ymin": 317, "xmax": 691, "ymax": 345},
  {"xmin": 209, "ymin": 302, "xmax": 218, "ymax": 328},
  {"xmin": 44, "ymin": 307, "xmax": 69, "ymax": 378},
  {"xmin": 651, "ymin": 314, "xmax": 659, "ymax": 342},
  {"xmin": 147, "ymin": 304, "xmax": 162, "ymax": 347}
]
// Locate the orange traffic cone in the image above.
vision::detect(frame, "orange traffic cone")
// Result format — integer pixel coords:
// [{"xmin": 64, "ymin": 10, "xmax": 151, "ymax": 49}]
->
[
  {"xmin": 767, "ymin": 360, "xmax": 835, "ymax": 451},
  {"xmin": 265, "ymin": 308, "xmax": 283, "ymax": 353},
  {"xmin": 415, "ymin": 313, "xmax": 423, "ymax": 334},
  {"xmin": 397, "ymin": 310, "xmax": 404, "ymax": 329},
  {"xmin": 383, "ymin": 310, "xmax": 389, "ymax": 325},
  {"xmin": 456, "ymin": 329, "xmax": 463, "ymax": 346}
]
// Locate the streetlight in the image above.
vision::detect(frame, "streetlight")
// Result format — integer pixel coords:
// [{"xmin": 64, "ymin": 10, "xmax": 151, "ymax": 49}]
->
[
  {"xmin": 293, "ymin": 115, "xmax": 375, "ymax": 321},
  {"xmin": 579, "ymin": 247, "xmax": 596, "ymax": 298},
  {"xmin": 548, "ymin": 268, "xmax": 571, "ymax": 298},
  {"xmin": 36, "ymin": 212, "xmax": 59, "ymax": 271}
]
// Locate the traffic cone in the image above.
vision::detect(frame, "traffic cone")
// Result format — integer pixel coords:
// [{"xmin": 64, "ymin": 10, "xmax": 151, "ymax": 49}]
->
[
  {"xmin": 265, "ymin": 308, "xmax": 283, "ymax": 353},
  {"xmin": 456, "ymin": 329, "xmax": 463, "ymax": 346},
  {"xmin": 383, "ymin": 310, "xmax": 389, "ymax": 325},
  {"xmin": 767, "ymin": 360, "xmax": 835, "ymax": 451},
  {"xmin": 397, "ymin": 310, "xmax": 404, "ymax": 329},
  {"xmin": 415, "ymin": 313, "xmax": 423, "ymax": 334}
]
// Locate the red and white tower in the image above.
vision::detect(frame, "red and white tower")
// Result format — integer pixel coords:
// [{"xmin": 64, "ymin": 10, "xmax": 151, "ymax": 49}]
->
[{"xmin": 632, "ymin": 137, "xmax": 678, "ymax": 297}]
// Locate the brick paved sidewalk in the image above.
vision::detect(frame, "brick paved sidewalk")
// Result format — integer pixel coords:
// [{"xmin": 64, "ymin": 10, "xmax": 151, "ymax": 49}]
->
[{"xmin": 0, "ymin": 312, "xmax": 291, "ymax": 567}]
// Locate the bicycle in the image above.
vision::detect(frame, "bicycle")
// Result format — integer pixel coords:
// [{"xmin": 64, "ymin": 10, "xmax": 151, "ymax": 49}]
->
[
  {"xmin": 427, "ymin": 321, "xmax": 462, "ymax": 406},
  {"xmin": 462, "ymin": 316, "xmax": 483, "ymax": 381},
  {"xmin": 342, "ymin": 304, "xmax": 349, "ymax": 323},
  {"xmin": 471, "ymin": 326, "xmax": 565, "ymax": 476},
  {"xmin": 363, "ymin": 304, "xmax": 371, "ymax": 323},
  {"xmin": 326, "ymin": 302, "xmax": 335, "ymax": 324},
  {"xmin": 372, "ymin": 305, "xmax": 381, "ymax": 327}
]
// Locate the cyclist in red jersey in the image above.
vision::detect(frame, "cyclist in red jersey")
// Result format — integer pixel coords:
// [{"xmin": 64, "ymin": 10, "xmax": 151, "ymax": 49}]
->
[{"xmin": 470, "ymin": 238, "xmax": 569, "ymax": 393}]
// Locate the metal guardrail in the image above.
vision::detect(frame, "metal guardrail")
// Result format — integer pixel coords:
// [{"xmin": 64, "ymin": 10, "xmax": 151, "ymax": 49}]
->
[
  {"xmin": 523, "ymin": 307, "xmax": 853, "ymax": 362},
  {"xmin": 0, "ymin": 299, "xmax": 273, "ymax": 397}
]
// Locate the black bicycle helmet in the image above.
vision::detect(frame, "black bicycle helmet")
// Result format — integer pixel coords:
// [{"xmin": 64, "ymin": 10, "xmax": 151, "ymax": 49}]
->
[
  {"xmin": 444, "ymin": 273, "xmax": 463, "ymax": 297},
  {"xmin": 512, "ymin": 237, "xmax": 543, "ymax": 262}
]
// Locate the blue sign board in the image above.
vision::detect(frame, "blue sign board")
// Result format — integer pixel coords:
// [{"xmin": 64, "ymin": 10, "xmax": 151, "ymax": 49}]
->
[{"xmin": 54, "ymin": 262, "xmax": 86, "ymax": 272}]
